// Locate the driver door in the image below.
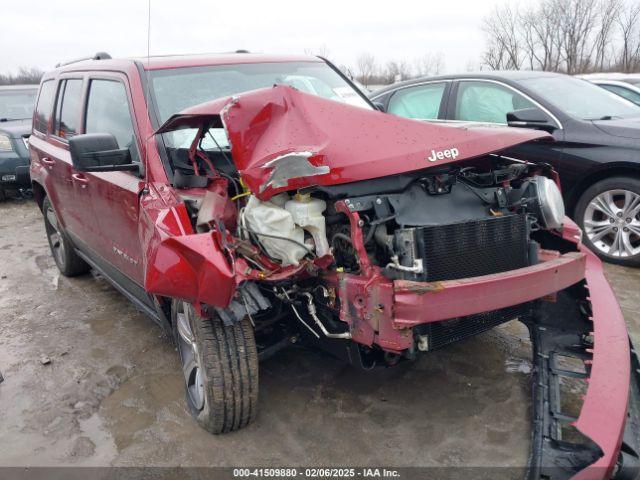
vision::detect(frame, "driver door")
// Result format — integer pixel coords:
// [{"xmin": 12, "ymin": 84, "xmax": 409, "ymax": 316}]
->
[
  {"xmin": 81, "ymin": 74, "xmax": 146, "ymax": 286},
  {"xmin": 447, "ymin": 80, "xmax": 565, "ymax": 166}
]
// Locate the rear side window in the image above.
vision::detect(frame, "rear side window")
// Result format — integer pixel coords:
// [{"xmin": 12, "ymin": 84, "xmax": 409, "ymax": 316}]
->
[
  {"xmin": 54, "ymin": 79, "xmax": 83, "ymax": 139},
  {"xmin": 388, "ymin": 83, "xmax": 446, "ymax": 120},
  {"xmin": 34, "ymin": 80, "xmax": 55, "ymax": 133},
  {"xmin": 85, "ymin": 80, "xmax": 138, "ymax": 155}
]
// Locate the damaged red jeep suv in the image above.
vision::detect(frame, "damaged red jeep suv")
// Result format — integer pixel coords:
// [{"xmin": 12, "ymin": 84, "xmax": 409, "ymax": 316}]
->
[{"xmin": 30, "ymin": 52, "xmax": 640, "ymax": 479}]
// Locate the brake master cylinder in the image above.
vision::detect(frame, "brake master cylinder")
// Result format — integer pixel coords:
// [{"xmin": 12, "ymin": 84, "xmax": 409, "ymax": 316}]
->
[{"xmin": 285, "ymin": 193, "xmax": 330, "ymax": 257}]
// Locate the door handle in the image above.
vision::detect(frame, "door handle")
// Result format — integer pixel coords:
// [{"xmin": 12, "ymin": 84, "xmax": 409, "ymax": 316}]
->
[
  {"xmin": 41, "ymin": 157, "xmax": 55, "ymax": 168},
  {"xmin": 72, "ymin": 173, "xmax": 89, "ymax": 189}
]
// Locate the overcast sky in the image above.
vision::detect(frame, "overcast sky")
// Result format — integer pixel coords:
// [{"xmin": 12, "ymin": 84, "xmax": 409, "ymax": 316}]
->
[{"xmin": 1, "ymin": 0, "xmax": 524, "ymax": 75}]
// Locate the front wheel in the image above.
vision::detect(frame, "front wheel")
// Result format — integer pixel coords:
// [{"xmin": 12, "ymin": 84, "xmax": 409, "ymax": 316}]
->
[
  {"xmin": 172, "ymin": 300, "xmax": 259, "ymax": 434},
  {"xmin": 42, "ymin": 197, "xmax": 90, "ymax": 276},
  {"xmin": 575, "ymin": 176, "xmax": 640, "ymax": 267}
]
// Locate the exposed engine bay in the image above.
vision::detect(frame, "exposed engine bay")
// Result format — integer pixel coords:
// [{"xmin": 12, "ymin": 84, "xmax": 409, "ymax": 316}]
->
[
  {"xmin": 236, "ymin": 159, "xmax": 563, "ymax": 278},
  {"xmin": 176, "ymin": 148, "xmax": 566, "ymax": 366}
]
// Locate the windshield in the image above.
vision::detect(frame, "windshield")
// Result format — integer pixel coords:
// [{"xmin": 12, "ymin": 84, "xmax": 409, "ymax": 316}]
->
[
  {"xmin": 0, "ymin": 89, "xmax": 38, "ymax": 121},
  {"xmin": 519, "ymin": 76, "xmax": 640, "ymax": 121},
  {"xmin": 150, "ymin": 61, "xmax": 372, "ymax": 151}
]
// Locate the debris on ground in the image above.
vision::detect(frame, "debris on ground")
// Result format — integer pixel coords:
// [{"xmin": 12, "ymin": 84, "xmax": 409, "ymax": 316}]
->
[{"xmin": 40, "ymin": 355, "xmax": 52, "ymax": 365}]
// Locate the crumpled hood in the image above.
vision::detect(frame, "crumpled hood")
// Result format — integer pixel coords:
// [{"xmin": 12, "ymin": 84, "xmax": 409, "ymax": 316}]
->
[
  {"xmin": 157, "ymin": 85, "xmax": 551, "ymax": 199},
  {"xmin": 592, "ymin": 117, "xmax": 640, "ymax": 139},
  {"xmin": 0, "ymin": 118, "xmax": 31, "ymax": 138}
]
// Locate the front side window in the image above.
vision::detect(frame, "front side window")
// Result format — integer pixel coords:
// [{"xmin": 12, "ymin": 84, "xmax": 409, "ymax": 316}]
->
[
  {"xmin": 0, "ymin": 88, "xmax": 38, "ymax": 122},
  {"xmin": 150, "ymin": 62, "xmax": 372, "ymax": 152},
  {"xmin": 387, "ymin": 83, "xmax": 446, "ymax": 120},
  {"xmin": 33, "ymin": 81, "xmax": 55, "ymax": 133},
  {"xmin": 455, "ymin": 81, "xmax": 536, "ymax": 124},
  {"xmin": 85, "ymin": 79, "xmax": 139, "ymax": 162},
  {"xmin": 520, "ymin": 76, "xmax": 640, "ymax": 120},
  {"xmin": 54, "ymin": 79, "xmax": 83, "ymax": 139}
]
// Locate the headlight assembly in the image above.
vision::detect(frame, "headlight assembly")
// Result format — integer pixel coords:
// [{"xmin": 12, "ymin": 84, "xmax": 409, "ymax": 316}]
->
[
  {"xmin": 0, "ymin": 133, "xmax": 13, "ymax": 152},
  {"xmin": 531, "ymin": 175, "xmax": 565, "ymax": 230}
]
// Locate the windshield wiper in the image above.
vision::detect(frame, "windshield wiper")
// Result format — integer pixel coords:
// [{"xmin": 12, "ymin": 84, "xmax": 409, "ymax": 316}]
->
[
  {"xmin": 0, "ymin": 117, "xmax": 30, "ymax": 122},
  {"xmin": 589, "ymin": 115, "xmax": 621, "ymax": 121}
]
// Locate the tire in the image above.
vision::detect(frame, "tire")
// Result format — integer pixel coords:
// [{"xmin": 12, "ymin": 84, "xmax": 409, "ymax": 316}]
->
[
  {"xmin": 0, "ymin": 188, "xmax": 5, "ymax": 202},
  {"xmin": 172, "ymin": 300, "xmax": 259, "ymax": 434},
  {"xmin": 42, "ymin": 197, "xmax": 90, "ymax": 276},
  {"xmin": 575, "ymin": 176, "xmax": 640, "ymax": 267}
]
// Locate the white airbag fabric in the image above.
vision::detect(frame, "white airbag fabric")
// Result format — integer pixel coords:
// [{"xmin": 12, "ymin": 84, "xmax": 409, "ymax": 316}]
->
[{"xmin": 243, "ymin": 194, "xmax": 308, "ymax": 266}]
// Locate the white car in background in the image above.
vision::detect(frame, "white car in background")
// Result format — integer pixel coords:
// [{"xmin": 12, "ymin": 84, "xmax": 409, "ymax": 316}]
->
[{"xmin": 578, "ymin": 73, "xmax": 640, "ymax": 106}]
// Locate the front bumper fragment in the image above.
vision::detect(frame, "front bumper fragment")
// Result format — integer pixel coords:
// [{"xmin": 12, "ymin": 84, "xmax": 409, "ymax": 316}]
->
[
  {"xmin": 393, "ymin": 250, "xmax": 586, "ymax": 327},
  {"xmin": 527, "ymin": 247, "xmax": 640, "ymax": 480}
]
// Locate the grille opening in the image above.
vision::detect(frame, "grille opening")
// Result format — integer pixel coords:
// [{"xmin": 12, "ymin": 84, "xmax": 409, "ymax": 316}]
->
[
  {"xmin": 427, "ymin": 302, "xmax": 533, "ymax": 351},
  {"xmin": 559, "ymin": 421, "xmax": 592, "ymax": 445},
  {"xmin": 421, "ymin": 214, "xmax": 530, "ymax": 282},
  {"xmin": 553, "ymin": 354, "xmax": 587, "ymax": 375},
  {"xmin": 558, "ymin": 376, "xmax": 588, "ymax": 420}
]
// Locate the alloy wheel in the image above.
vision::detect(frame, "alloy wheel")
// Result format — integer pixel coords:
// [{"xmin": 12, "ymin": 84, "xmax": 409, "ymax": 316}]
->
[
  {"xmin": 583, "ymin": 189, "xmax": 640, "ymax": 258},
  {"xmin": 176, "ymin": 302, "xmax": 205, "ymax": 411}
]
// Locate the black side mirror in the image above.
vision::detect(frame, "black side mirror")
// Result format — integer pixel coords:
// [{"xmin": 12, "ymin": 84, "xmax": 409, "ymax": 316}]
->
[
  {"xmin": 507, "ymin": 108, "xmax": 556, "ymax": 131},
  {"xmin": 68, "ymin": 133, "xmax": 139, "ymax": 173},
  {"xmin": 373, "ymin": 101, "xmax": 386, "ymax": 112}
]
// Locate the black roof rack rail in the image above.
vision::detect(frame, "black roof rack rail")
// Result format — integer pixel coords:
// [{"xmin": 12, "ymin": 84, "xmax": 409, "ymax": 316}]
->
[{"xmin": 55, "ymin": 52, "xmax": 112, "ymax": 68}]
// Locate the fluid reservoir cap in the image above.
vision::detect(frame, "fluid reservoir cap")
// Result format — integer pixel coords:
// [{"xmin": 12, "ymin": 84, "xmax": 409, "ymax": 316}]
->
[{"xmin": 294, "ymin": 191, "xmax": 312, "ymax": 203}]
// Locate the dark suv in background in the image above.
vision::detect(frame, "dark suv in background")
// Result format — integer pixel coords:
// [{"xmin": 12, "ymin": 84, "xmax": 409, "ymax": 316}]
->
[{"xmin": 0, "ymin": 85, "xmax": 38, "ymax": 200}]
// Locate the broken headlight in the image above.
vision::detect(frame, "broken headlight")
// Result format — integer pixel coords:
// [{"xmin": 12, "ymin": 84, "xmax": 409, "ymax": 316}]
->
[{"xmin": 530, "ymin": 176, "xmax": 565, "ymax": 230}]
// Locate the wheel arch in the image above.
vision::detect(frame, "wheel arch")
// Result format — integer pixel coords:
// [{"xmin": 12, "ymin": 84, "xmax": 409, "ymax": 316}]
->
[
  {"xmin": 153, "ymin": 295, "xmax": 174, "ymax": 331},
  {"xmin": 31, "ymin": 180, "xmax": 47, "ymax": 212},
  {"xmin": 566, "ymin": 163, "xmax": 640, "ymax": 215}
]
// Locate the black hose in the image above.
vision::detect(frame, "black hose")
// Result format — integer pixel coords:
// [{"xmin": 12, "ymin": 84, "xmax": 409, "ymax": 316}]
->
[
  {"xmin": 238, "ymin": 225, "xmax": 317, "ymax": 258},
  {"xmin": 331, "ymin": 232, "xmax": 353, "ymax": 245}
]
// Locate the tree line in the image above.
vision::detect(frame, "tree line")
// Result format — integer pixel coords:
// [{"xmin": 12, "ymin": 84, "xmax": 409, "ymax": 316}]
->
[
  {"xmin": 352, "ymin": 52, "xmax": 445, "ymax": 86},
  {"xmin": 0, "ymin": 67, "xmax": 44, "ymax": 86},
  {"xmin": 7, "ymin": 0, "xmax": 639, "ymax": 88},
  {"xmin": 482, "ymin": 0, "xmax": 640, "ymax": 73}
]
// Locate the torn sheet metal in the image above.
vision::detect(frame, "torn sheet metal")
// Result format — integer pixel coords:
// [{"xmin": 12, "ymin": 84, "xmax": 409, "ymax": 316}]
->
[
  {"xmin": 156, "ymin": 85, "xmax": 551, "ymax": 199},
  {"xmin": 259, "ymin": 151, "xmax": 330, "ymax": 193}
]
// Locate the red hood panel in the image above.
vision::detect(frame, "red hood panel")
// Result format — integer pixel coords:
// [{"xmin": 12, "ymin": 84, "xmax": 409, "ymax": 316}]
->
[{"xmin": 157, "ymin": 86, "xmax": 551, "ymax": 199}]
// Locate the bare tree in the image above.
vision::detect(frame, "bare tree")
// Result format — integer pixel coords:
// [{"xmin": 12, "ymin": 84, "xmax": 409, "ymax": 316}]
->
[
  {"xmin": 383, "ymin": 60, "xmax": 411, "ymax": 83},
  {"xmin": 482, "ymin": 4, "xmax": 523, "ymax": 70},
  {"xmin": 555, "ymin": 0, "xmax": 600, "ymax": 74},
  {"xmin": 593, "ymin": 0, "xmax": 622, "ymax": 70},
  {"xmin": 355, "ymin": 52, "xmax": 378, "ymax": 84},
  {"xmin": 481, "ymin": 0, "xmax": 639, "ymax": 74},
  {"xmin": 413, "ymin": 52, "xmax": 445, "ymax": 77},
  {"xmin": 520, "ymin": 0, "xmax": 563, "ymax": 71},
  {"xmin": 617, "ymin": 1, "xmax": 640, "ymax": 71}
]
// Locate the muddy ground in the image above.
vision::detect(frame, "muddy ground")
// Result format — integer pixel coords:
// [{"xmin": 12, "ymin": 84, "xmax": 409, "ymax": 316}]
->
[{"xmin": 1, "ymin": 197, "xmax": 639, "ymax": 472}]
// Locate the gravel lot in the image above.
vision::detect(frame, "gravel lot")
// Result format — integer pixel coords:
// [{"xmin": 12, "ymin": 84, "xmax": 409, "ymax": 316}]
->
[{"xmin": 1, "ymin": 197, "xmax": 639, "ymax": 472}]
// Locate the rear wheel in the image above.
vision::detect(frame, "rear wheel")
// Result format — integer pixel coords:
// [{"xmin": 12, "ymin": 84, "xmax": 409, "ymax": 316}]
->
[
  {"xmin": 575, "ymin": 176, "xmax": 640, "ymax": 267},
  {"xmin": 0, "ymin": 188, "xmax": 5, "ymax": 202},
  {"xmin": 172, "ymin": 300, "xmax": 259, "ymax": 434},
  {"xmin": 42, "ymin": 197, "xmax": 90, "ymax": 276}
]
